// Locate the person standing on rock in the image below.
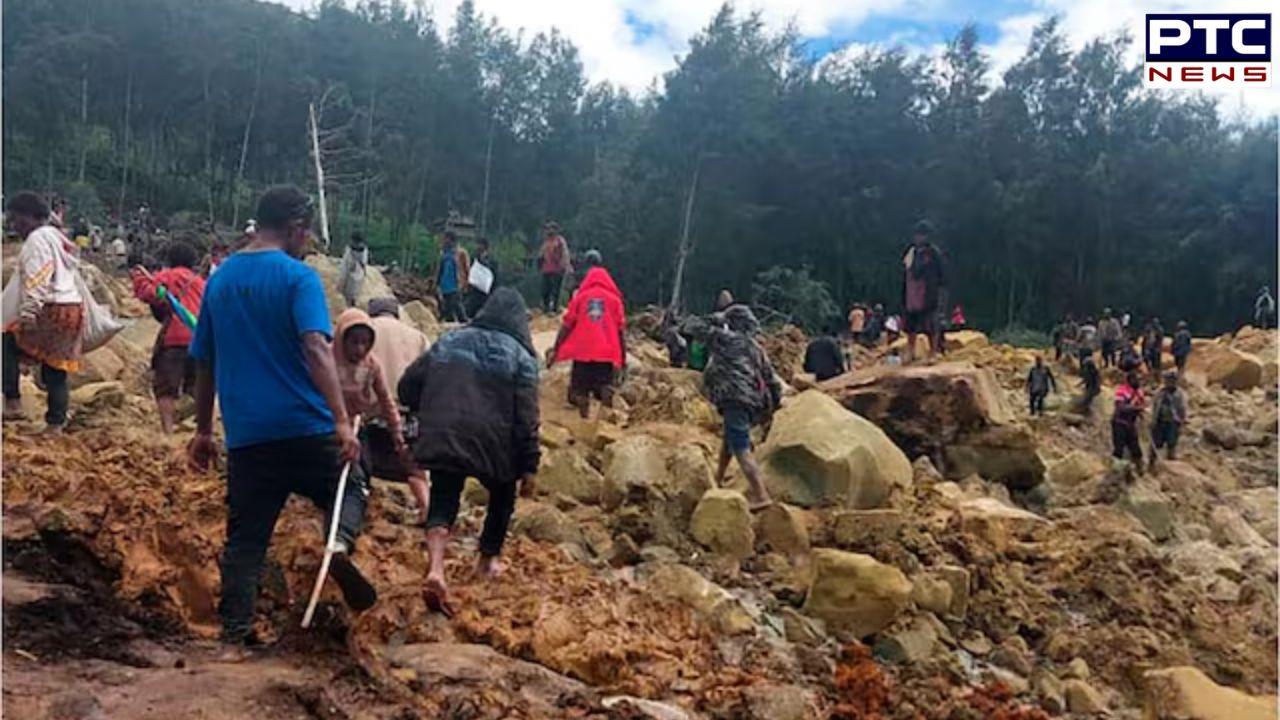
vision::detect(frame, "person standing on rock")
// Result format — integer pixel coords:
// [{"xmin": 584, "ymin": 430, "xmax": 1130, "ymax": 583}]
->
[
  {"xmin": 546, "ymin": 250, "xmax": 626, "ymax": 419},
  {"xmin": 131, "ymin": 240, "xmax": 206, "ymax": 434},
  {"xmin": 1150, "ymin": 371, "xmax": 1187, "ymax": 463},
  {"xmin": 1111, "ymin": 370, "xmax": 1147, "ymax": 473},
  {"xmin": 435, "ymin": 231, "xmax": 470, "ymax": 323},
  {"xmin": 187, "ymin": 186, "xmax": 377, "ymax": 657},
  {"xmin": 1141, "ymin": 320, "xmax": 1163, "ymax": 375},
  {"xmin": 1255, "ymin": 286, "xmax": 1275, "ymax": 329},
  {"xmin": 1098, "ymin": 308, "xmax": 1122, "ymax": 368},
  {"xmin": 803, "ymin": 321, "xmax": 846, "ymax": 382},
  {"xmin": 464, "ymin": 237, "xmax": 498, "ymax": 319},
  {"xmin": 398, "ymin": 287, "xmax": 540, "ymax": 615},
  {"xmin": 538, "ymin": 222, "xmax": 570, "ymax": 313},
  {"xmin": 1026, "ymin": 355, "xmax": 1057, "ymax": 416},
  {"xmin": 682, "ymin": 304, "xmax": 782, "ymax": 508},
  {"xmin": 367, "ymin": 298, "xmax": 432, "ymax": 523},
  {"xmin": 2, "ymin": 192, "xmax": 85, "ymax": 431},
  {"xmin": 338, "ymin": 231, "xmax": 368, "ymax": 308},
  {"xmin": 1171, "ymin": 321, "xmax": 1192, "ymax": 375},
  {"xmin": 900, "ymin": 220, "xmax": 946, "ymax": 364}
]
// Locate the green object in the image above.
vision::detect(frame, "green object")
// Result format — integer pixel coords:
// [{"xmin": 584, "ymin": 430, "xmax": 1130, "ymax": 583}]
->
[{"xmin": 688, "ymin": 341, "xmax": 709, "ymax": 371}]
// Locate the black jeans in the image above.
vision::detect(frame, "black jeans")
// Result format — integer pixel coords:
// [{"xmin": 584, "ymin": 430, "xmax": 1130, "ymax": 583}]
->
[
  {"xmin": 1101, "ymin": 340, "xmax": 1116, "ymax": 367},
  {"xmin": 425, "ymin": 471, "xmax": 516, "ymax": 558},
  {"xmin": 220, "ymin": 433, "xmax": 368, "ymax": 642},
  {"xmin": 1111, "ymin": 421, "xmax": 1143, "ymax": 462},
  {"xmin": 540, "ymin": 273, "xmax": 563, "ymax": 312},
  {"xmin": 1029, "ymin": 391, "xmax": 1046, "ymax": 415},
  {"xmin": 440, "ymin": 292, "xmax": 468, "ymax": 322},
  {"xmin": 464, "ymin": 289, "xmax": 490, "ymax": 319},
  {"xmin": 3, "ymin": 332, "xmax": 69, "ymax": 425},
  {"xmin": 1152, "ymin": 420, "xmax": 1180, "ymax": 455}
]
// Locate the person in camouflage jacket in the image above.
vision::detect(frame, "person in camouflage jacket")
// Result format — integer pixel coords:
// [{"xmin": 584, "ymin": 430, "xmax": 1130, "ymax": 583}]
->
[{"xmin": 682, "ymin": 304, "xmax": 781, "ymax": 507}]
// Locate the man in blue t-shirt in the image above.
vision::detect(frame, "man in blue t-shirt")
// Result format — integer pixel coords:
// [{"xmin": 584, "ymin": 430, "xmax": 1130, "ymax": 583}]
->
[
  {"xmin": 435, "ymin": 231, "xmax": 470, "ymax": 322},
  {"xmin": 188, "ymin": 185, "xmax": 377, "ymax": 657}
]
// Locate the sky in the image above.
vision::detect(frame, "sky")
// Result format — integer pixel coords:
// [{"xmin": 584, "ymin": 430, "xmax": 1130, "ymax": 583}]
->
[{"xmin": 275, "ymin": 0, "xmax": 1280, "ymax": 117}]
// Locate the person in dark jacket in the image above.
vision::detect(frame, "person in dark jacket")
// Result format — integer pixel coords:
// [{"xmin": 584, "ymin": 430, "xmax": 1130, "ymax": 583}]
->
[
  {"xmin": 803, "ymin": 322, "xmax": 846, "ymax": 382},
  {"xmin": 1141, "ymin": 320, "xmax": 1163, "ymax": 374},
  {"xmin": 398, "ymin": 287, "xmax": 539, "ymax": 614},
  {"xmin": 1098, "ymin": 308, "xmax": 1122, "ymax": 368},
  {"xmin": 1118, "ymin": 340, "xmax": 1143, "ymax": 373},
  {"xmin": 1026, "ymin": 355, "xmax": 1057, "ymax": 416},
  {"xmin": 682, "ymin": 305, "xmax": 782, "ymax": 508},
  {"xmin": 900, "ymin": 220, "xmax": 946, "ymax": 363},
  {"xmin": 1150, "ymin": 370, "xmax": 1187, "ymax": 462},
  {"xmin": 1075, "ymin": 348, "xmax": 1102, "ymax": 415},
  {"xmin": 464, "ymin": 237, "xmax": 498, "ymax": 318},
  {"xmin": 1171, "ymin": 321, "xmax": 1192, "ymax": 374}
]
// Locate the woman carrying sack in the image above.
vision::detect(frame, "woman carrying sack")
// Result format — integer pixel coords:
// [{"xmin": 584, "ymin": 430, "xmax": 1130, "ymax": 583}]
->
[{"xmin": 2, "ymin": 192, "xmax": 87, "ymax": 432}]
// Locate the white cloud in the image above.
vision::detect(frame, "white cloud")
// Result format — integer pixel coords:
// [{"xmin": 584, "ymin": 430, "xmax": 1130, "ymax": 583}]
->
[{"xmin": 275, "ymin": 0, "xmax": 1279, "ymax": 115}]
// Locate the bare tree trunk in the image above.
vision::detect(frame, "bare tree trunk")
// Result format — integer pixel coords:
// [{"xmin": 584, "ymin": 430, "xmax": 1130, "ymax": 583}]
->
[
  {"xmin": 231, "ymin": 46, "xmax": 263, "ymax": 229},
  {"xmin": 76, "ymin": 64, "xmax": 89, "ymax": 182},
  {"xmin": 203, "ymin": 67, "xmax": 216, "ymax": 225},
  {"xmin": 480, "ymin": 114, "xmax": 495, "ymax": 236},
  {"xmin": 668, "ymin": 156, "xmax": 703, "ymax": 313},
  {"xmin": 309, "ymin": 103, "xmax": 332, "ymax": 249},
  {"xmin": 117, "ymin": 66, "xmax": 133, "ymax": 216},
  {"xmin": 361, "ymin": 79, "xmax": 377, "ymax": 227}
]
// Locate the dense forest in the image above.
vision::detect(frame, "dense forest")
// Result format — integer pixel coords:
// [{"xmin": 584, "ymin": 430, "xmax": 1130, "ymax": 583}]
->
[{"xmin": 3, "ymin": 0, "xmax": 1276, "ymax": 332}]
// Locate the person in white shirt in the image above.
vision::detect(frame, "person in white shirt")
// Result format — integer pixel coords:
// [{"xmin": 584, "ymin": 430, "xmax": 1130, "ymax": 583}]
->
[{"xmin": 3, "ymin": 192, "xmax": 85, "ymax": 430}]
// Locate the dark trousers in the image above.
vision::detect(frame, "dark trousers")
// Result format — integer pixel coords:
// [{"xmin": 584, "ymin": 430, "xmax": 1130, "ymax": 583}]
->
[
  {"xmin": 1111, "ymin": 421, "xmax": 1143, "ymax": 462},
  {"xmin": 1152, "ymin": 420, "xmax": 1181, "ymax": 456},
  {"xmin": 440, "ymin": 292, "xmax": 468, "ymax": 322},
  {"xmin": 3, "ymin": 332, "xmax": 69, "ymax": 425},
  {"xmin": 220, "ymin": 434, "xmax": 367, "ymax": 642},
  {"xmin": 540, "ymin": 273, "xmax": 564, "ymax": 312},
  {"xmin": 1029, "ymin": 391, "xmax": 1047, "ymax": 416},
  {"xmin": 464, "ymin": 289, "xmax": 490, "ymax": 319},
  {"xmin": 425, "ymin": 471, "xmax": 516, "ymax": 557},
  {"xmin": 1101, "ymin": 340, "xmax": 1117, "ymax": 367}
]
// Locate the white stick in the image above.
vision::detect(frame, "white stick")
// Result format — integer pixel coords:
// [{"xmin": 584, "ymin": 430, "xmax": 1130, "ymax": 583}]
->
[
  {"xmin": 302, "ymin": 416, "xmax": 361, "ymax": 628},
  {"xmin": 309, "ymin": 102, "xmax": 331, "ymax": 250}
]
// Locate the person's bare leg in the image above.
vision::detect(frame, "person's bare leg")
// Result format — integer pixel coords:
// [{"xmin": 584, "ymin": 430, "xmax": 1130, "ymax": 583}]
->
[
  {"xmin": 425, "ymin": 526, "xmax": 450, "ymax": 604},
  {"xmin": 715, "ymin": 440, "xmax": 732, "ymax": 486},
  {"xmin": 736, "ymin": 449, "xmax": 772, "ymax": 507},
  {"xmin": 157, "ymin": 396, "xmax": 176, "ymax": 434},
  {"xmin": 408, "ymin": 472, "xmax": 430, "ymax": 525}
]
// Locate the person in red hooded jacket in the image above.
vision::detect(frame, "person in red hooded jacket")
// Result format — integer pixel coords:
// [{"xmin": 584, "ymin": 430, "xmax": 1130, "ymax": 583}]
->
[
  {"xmin": 546, "ymin": 250, "xmax": 626, "ymax": 419},
  {"xmin": 131, "ymin": 240, "xmax": 206, "ymax": 434}
]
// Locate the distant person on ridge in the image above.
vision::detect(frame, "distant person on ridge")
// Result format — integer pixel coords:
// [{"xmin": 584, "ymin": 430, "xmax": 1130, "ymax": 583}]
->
[
  {"xmin": 803, "ymin": 321, "xmax": 846, "ymax": 382},
  {"xmin": 900, "ymin": 219, "xmax": 946, "ymax": 363},
  {"xmin": 435, "ymin": 231, "xmax": 470, "ymax": 322},
  {"xmin": 1098, "ymin": 308, "xmax": 1122, "ymax": 368},
  {"xmin": 847, "ymin": 303, "xmax": 866, "ymax": 339},
  {"xmin": 338, "ymin": 231, "xmax": 368, "ymax": 308},
  {"xmin": 188, "ymin": 186, "xmax": 376, "ymax": 658},
  {"xmin": 1026, "ymin": 355, "xmax": 1057, "ymax": 416},
  {"xmin": 546, "ymin": 250, "xmax": 626, "ymax": 419},
  {"xmin": 1075, "ymin": 347, "xmax": 1102, "ymax": 415},
  {"xmin": 131, "ymin": 239, "xmax": 206, "ymax": 434},
  {"xmin": 398, "ymin": 287, "xmax": 540, "ymax": 616},
  {"xmin": 1141, "ymin": 320, "xmax": 1163, "ymax": 374},
  {"xmin": 682, "ymin": 304, "xmax": 782, "ymax": 508},
  {"xmin": 538, "ymin": 222, "xmax": 570, "ymax": 313},
  {"xmin": 464, "ymin": 237, "xmax": 498, "ymax": 318},
  {"xmin": 1150, "ymin": 370, "xmax": 1187, "ymax": 463},
  {"xmin": 1171, "ymin": 321, "xmax": 1192, "ymax": 374},
  {"xmin": 1077, "ymin": 316, "xmax": 1098, "ymax": 362},
  {"xmin": 1255, "ymin": 286, "xmax": 1275, "ymax": 329},
  {"xmin": 1112, "ymin": 370, "xmax": 1147, "ymax": 473}
]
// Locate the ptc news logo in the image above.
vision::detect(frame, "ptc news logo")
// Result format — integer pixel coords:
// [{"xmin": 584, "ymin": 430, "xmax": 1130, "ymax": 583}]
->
[{"xmin": 1145, "ymin": 13, "xmax": 1272, "ymax": 88}]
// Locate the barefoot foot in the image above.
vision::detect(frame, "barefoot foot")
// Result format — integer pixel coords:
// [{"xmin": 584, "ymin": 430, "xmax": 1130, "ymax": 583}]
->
[{"xmin": 476, "ymin": 556, "xmax": 506, "ymax": 580}]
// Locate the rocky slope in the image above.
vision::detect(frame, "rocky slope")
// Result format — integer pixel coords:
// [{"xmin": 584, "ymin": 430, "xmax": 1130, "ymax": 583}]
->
[{"xmin": 2, "ymin": 264, "xmax": 1276, "ymax": 719}]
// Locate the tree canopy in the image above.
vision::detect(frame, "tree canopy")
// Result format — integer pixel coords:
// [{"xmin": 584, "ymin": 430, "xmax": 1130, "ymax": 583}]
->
[{"xmin": 3, "ymin": 0, "xmax": 1275, "ymax": 332}]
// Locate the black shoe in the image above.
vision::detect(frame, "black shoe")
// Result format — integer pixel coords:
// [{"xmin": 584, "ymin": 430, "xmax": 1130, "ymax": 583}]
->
[{"xmin": 330, "ymin": 554, "xmax": 378, "ymax": 612}]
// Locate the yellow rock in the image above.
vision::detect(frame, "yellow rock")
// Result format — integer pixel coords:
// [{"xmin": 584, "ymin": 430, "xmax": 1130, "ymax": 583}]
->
[
  {"xmin": 802, "ymin": 548, "xmax": 911, "ymax": 637},
  {"xmin": 1142, "ymin": 666, "xmax": 1278, "ymax": 720}
]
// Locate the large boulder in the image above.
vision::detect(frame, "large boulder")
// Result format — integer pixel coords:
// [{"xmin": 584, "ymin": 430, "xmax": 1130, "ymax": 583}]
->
[
  {"xmin": 642, "ymin": 563, "xmax": 755, "ymax": 635},
  {"xmin": 538, "ymin": 447, "xmax": 604, "ymax": 504},
  {"xmin": 822, "ymin": 362, "xmax": 1042, "ymax": 487},
  {"xmin": 401, "ymin": 300, "xmax": 439, "ymax": 337},
  {"xmin": 754, "ymin": 503, "xmax": 811, "ymax": 556},
  {"xmin": 690, "ymin": 489, "xmax": 754, "ymax": 559},
  {"xmin": 957, "ymin": 498, "xmax": 1047, "ymax": 552},
  {"xmin": 1046, "ymin": 450, "xmax": 1107, "ymax": 487},
  {"xmin": 305, "ymin": 254, "xmax": 394, "ymax": 318},
  {"xmin": 1185, "ymin": 341, "xmax": 1264, "ymax": 391},
  {"xmin": 603, "ymin": 435, "xmax": 714, "ymax": 548},
  {"xmin": 1224, "ymin": 488, "xmax": 1277, "ymax": 545},
  {"xmin": 1142, "ymin": 666, "xmax": 1277, "ymax": 720},
  {"xmin": 802, "ymin": 548, "xmax": 912, "ymax": 637},
  {"xmin": 760, "ymin": 390, "xmax": 911, "ymax": 508}
]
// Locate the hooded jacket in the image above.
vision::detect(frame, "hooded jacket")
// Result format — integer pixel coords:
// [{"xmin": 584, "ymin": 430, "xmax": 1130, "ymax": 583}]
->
[
  {"xmin": 333, "ymin": 308, "xmax": 402, "ymax": 433},
  {"xmin": 555, "ymin": 266, "xmax": 626, "ymax": 367},
  {"xmin": 398, "ymin": 287, "xmax": 540, "ymax": 483},
  {"xmin": 682, "ymin": 305, "xmax": 781, "ymax": 416},
  {"xmin": 131, "ymin": 265, "xmax": 205, "ymax": 348}
]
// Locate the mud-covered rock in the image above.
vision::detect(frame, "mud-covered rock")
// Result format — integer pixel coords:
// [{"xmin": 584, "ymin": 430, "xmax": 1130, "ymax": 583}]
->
[
  {"xmin": 754, "ymin": 503, "xmax": 810, "ymax": 555},
  {"xmin": 690, "ymin": 489, "xmax": 754, "ymax": 558},
  {"xmin": 538, "ymin": 447, "xmax": 604, "ymax": 504},
  {"xmin": 957, "ymin": 498, "xmax": 1047, "ymax": 552},
  {"xmin": 305, "ymin": 254, "xmax": 394, "ymax": 318},
  {"xmin": 831, "ymin": 508, "xmax": 903, "ymax": 549},
  {"xmin": 1142, "ymin": 666, "xmax": 1278, "ymax": 720},
  {"xmin": 760, "ymin": 390, "xmax": 911, "ymax": 508},
  {"xmin": 802, "ymin": 548, "xmax": 912, "ymax": 637},
  {"xmin": 1046, "ymin": 450, "xmax": 1106, "ymax": 487},
  {"xmin": 1186, "ymin": 341, "xmax": 1264, "ymax": 391},
  {"xmin": 642, "ymin": 563, "xmax": 755, "ymax": 635}
]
